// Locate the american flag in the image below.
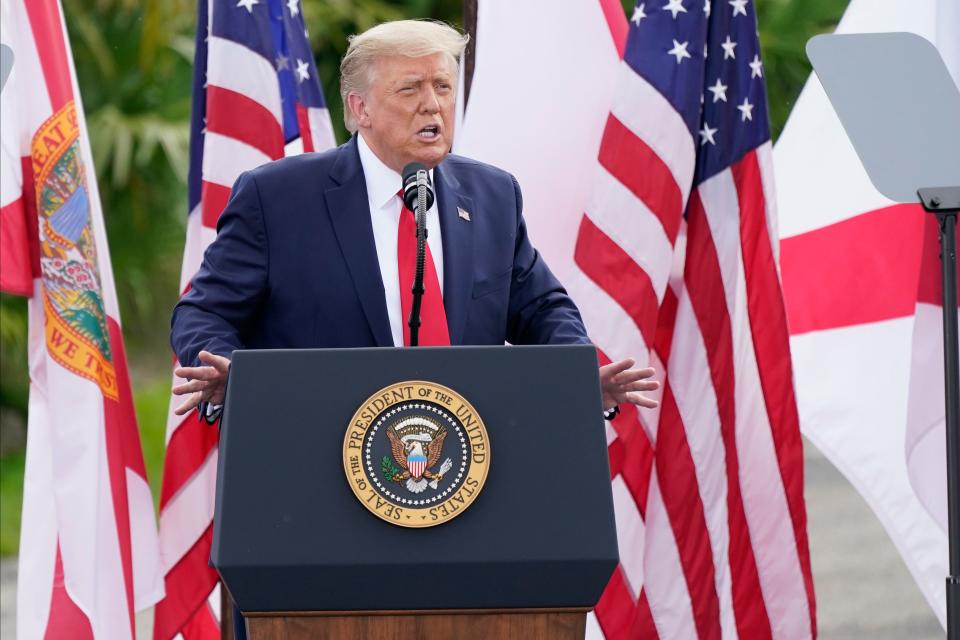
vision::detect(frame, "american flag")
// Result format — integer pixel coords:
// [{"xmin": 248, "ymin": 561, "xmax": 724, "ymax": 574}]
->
[
  {"xmin": 574, "ymin": 1, "xmax": 817, "ymax": 637},
  {"xmin": 153, "ymin": 0, "xmax": 334, "ymax": 637}
]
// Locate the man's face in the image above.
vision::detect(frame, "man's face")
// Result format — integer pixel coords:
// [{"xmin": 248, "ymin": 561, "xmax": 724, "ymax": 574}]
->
[{"xmin": 350, "ymin": 52, "xmax": 456, "ymax": 172}]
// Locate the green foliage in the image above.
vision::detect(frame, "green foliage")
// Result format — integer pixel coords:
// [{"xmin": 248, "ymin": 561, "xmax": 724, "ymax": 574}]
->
[
  {"xmin": 136, "ymin": 379, "xmax": 178, "ymax": 508},
  {"xmin": 382, "ymin": 454, "xmax": 402, "ymax": 481},
  {"xmin": 0, "ymin": 452, "xmax": 25, "ymax": 556},
  {"xmin": 303, "ymin": 0, "xmax": 463, "ymax": 144},
  {"xmin": 67, "ymin": 0, "xmax": 195, "ymax": 354},
  {"xmin": 0, "ymin": 297, "xmax": 29, "ymax": 416},
  {"xmin": 755, "ymin": 0, "xmax": 848, "ymax": 138}
]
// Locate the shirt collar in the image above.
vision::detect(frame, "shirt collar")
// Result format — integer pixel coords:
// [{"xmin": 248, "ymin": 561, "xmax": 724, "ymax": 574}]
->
[{"xmin": 357, "ymin": 133, "xmax": 434, "ymax": 211}]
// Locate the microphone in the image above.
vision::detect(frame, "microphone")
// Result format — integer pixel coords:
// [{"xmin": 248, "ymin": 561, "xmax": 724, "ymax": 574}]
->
[
  {"xmin": 400, "ymin": 163, "xmax": 433, "ymax": 347},
  {"xmin": 401, "ymin": 162, "xmax": 435, "ymax": 213}
]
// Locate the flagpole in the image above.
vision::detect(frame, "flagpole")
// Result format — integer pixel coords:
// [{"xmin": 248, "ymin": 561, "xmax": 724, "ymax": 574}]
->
[
  {"xmin": 462, "ymin": 0, "xmax": 477, "ymax": 107},
  {"xmin": 918, "ymin": 186, "xmax": 960, "ymax": 640}
]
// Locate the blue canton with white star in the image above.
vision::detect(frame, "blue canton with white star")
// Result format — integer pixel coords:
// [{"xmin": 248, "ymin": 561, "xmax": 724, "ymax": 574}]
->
[
  {"xmin": 213, "ymin": 0, "xmax": 327, "ymax": 140},
  {"xmin": 625, "ymin": 0, "xmax": 771, "ymax": 186},
  {"xmin": 189, "ymin": 0, "xmax": 329, "ymax": 212}
]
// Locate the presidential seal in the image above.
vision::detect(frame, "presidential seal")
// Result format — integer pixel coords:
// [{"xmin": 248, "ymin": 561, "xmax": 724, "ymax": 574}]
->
[{"xmin": 343, "ymin": 381, "xmax": 490, "ymax": 528}]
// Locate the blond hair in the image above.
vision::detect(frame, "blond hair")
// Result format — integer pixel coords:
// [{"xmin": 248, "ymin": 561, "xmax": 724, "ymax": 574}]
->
[{"xmin": 340, "ymin": 20, "xmax": 469, "ymax": 132}]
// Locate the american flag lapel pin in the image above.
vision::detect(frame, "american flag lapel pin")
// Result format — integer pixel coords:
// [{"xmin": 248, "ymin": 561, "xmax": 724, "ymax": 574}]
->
[{"xmin": 457, "ymin": 206, "xmax": 471, "ymax": 222}]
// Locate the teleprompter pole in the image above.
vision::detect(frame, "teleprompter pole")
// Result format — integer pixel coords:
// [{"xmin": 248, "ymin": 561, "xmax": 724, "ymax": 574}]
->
[{"xmin": 918, "ymin": 186, "xmax": 960, "ymax": 640}]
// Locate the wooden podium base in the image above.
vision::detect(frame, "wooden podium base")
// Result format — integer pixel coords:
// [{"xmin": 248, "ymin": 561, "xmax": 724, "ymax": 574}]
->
[{"xmin": 244, "ymin": 608, "xmax": 589, "ymax": 640}]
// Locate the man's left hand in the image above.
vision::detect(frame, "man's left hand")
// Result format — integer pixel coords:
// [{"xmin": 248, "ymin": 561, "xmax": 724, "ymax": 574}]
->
[
  {"xmin": 600, "ymin": 358, "xmax": 660, "ymax": 410},
  {"xmin": 171, "ymin": 350, "xmax": 231, "ymax": 416}
]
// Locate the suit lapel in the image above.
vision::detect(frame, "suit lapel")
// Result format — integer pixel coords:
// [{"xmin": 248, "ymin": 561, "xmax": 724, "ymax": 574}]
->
[
  {"xmin": 435, "ymin": 162, "xmax": 474, "ymax": 345},
  {"xmin": 324, "ymin": 137, "xmax": 393, "ymax": 347}
]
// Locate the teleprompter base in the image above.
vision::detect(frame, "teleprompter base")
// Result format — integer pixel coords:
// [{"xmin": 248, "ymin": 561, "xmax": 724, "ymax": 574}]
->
[{"xmin": 244, "ymin": 607, "xmax": 589, "ymax": 640}]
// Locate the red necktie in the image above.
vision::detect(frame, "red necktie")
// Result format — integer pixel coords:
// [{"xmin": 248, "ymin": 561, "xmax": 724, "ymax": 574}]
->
[{"xmin": 397, "ymin": 194, "xmax": 450, "ymax": 346}]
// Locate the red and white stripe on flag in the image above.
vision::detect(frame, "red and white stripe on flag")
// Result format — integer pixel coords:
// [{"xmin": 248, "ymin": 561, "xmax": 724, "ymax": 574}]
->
[
  {"xmin": 0, "ymin": 1, "xmax": 163, "ymax": 638},
  {"xmin": 152, "ymin": 0, "xmax": 335, "ymax": 637},
  {"xmin": 457, "ymin": 1, "xmax": 816, "ymax": 637},
  {"xmin": 776, "ymin": 0, "xmax": 957, "ymax": 628}
]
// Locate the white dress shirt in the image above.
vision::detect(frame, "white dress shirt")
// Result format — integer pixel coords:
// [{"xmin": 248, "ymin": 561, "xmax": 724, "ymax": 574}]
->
[{"xmin": 357, "ymin": 134, "xmax": 444, "ymax": 347}]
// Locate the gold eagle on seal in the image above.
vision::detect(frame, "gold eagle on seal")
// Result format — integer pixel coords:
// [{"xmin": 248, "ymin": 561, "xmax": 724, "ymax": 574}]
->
[{"xmin": 385, "ymin": 417, "xmax": 453, "ymax": 494}]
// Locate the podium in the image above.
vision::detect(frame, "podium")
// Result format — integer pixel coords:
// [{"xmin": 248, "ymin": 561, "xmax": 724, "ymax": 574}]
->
[{"xmin": 212, "ymin": 345, "xmax": 620, "ymax": 639}]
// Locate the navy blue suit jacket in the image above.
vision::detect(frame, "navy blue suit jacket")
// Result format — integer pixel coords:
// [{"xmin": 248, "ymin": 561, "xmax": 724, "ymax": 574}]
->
[{"xmin": 171, "ymin": 136, "xmax": 589, "ymax": 367}]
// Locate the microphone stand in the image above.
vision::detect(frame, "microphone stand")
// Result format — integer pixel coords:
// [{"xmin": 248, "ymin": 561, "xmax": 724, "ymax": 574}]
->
[
  {"xmin": 408, "ymin": 171, "xmax": 429, "ymax": 347},
  {"xmin": 919, "ymin": 186, "xmax": 960, "ymax": 639}
]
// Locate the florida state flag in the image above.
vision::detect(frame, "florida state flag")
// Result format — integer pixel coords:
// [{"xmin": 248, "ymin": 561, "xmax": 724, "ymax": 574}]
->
[{"xmin": 0, "ymin": 1, "xmax": 163, "ymax": 637}]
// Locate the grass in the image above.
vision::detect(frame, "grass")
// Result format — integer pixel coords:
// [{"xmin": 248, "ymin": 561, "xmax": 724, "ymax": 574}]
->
[
  {"xmin": 0, "ymin": 451, "xmax": 25, "ymax": 556},
  {"xmin": 137, "ymin": 378, "xmax": 176, "ymax": 508},
  {"xmin": 0, "ymin": 377, "xmax": 173, "ymax": 557}
]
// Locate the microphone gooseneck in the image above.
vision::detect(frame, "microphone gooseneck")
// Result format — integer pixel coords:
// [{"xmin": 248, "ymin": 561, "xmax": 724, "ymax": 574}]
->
[
  {"xmin": 402, "ymin": 162, "xmax": 435, "ymax": 213},
  {"xmin": 401, "ymin": 163, "xmax": 434, "ymax": 347}
]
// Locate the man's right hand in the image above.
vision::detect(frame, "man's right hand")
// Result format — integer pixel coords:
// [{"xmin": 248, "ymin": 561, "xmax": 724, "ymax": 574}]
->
[{"xmin": 172, "ymin": 350, "xmax": 232, "ymax": 416}]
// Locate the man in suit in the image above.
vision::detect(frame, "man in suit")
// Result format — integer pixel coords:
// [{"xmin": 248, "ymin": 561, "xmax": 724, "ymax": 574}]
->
[{"xmin": 171, "ymin": 19, "xmax": 658, "ymax": 420}]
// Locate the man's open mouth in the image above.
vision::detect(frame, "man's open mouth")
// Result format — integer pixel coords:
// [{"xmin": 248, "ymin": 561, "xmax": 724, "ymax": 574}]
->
[{"xmin": 417, "ymin": 125, "xmax": 440, "ymax": 140}]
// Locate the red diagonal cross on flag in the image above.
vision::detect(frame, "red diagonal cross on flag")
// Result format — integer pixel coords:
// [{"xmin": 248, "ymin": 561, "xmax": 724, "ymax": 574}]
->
[{"xmin": 775, "ymin": 0, "xmax": 957, "ymax": 628}]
